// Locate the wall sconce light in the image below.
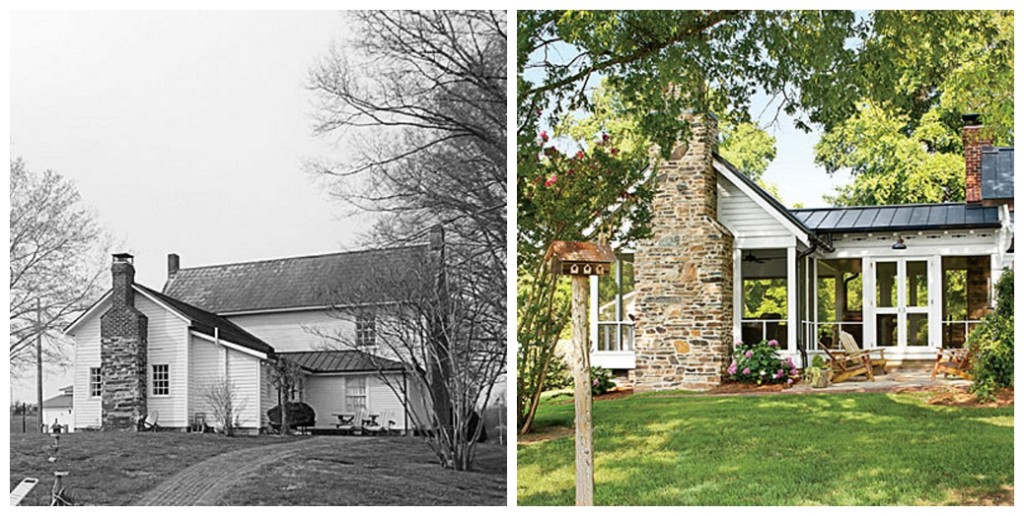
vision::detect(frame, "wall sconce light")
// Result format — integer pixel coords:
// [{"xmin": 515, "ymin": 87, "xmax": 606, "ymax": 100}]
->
[{"xmin": 891, "ymin": 235, "xmax": 907, "ymax": 250}]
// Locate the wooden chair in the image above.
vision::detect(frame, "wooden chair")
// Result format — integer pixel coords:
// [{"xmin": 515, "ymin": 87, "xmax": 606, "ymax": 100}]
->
[
  {"xmin": 932, "ymin": 347, "xmax": 973, "ymax": 380},
  {"xmin": 839, "ymin": 331, "xmax": 887, "ymax": 376},
  {"xmin": 10, "ymin": 478, "xmax": 38, "ymax": 506}
]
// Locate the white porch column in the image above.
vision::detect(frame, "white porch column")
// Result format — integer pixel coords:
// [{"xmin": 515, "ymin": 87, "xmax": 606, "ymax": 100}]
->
[
  {"xmin": 589, "ymin": 276, "xmax": 599, "ymax": 352},
  {"xmin": 733, "ymin": 247, "xmax": 743, "ymax": 345},
  {"xmin": 787, "ymin": 246, "xmax": 797, "ymax": 353}
]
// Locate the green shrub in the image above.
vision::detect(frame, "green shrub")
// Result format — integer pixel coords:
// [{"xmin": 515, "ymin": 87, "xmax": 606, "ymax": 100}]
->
[
  {"xmin": 727, "ymin": 339, "xmax": 799, "ymax": 385},
  {"xmin": 544, "ymin": 353, "xmax": 574, "ymax": 391},
  {"xmin": 967, "ymin": 269, "xmax": 1014, "ymax": 401},
  {"xmin": 591, "ymin": 366, "xmax": 615, "ymax": 395}
]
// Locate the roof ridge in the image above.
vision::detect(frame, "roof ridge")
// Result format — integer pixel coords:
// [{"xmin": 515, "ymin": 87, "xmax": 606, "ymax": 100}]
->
[{"xmin": 174, "ymin": 242, "xmax": 429, "ymax": 272}]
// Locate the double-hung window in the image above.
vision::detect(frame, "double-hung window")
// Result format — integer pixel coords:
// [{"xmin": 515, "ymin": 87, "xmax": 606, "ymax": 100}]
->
[
  {"xmin": 152, "ymin": 364, "xmax": 170, "ymax": 396},
  {"xmin": 356, "ymin": 311, "xmax": 376, "ymax": 348},
  {"xmin": 90, "ymin": 367, "xmax": 102, "ymax": 398},
  {"xmin": 345, "ymin": 377, "xmax": 367, "ymax": 412}
]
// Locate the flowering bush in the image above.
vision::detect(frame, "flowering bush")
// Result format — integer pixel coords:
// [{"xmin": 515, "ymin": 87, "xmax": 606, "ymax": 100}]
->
[
  {"xmin": 591, "ymin": 366, "xmax": 615, "ymax": 396},
  {"xmin": 726, "ymin": 339, "xmax": 799, "ymax": 386}
]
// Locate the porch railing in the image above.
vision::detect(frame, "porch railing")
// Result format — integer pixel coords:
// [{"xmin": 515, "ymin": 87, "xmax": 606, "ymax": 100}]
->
[
  {"xmin": 740, "ymin": 319, "xmax": 788, "ymax": 347},
  {"xmin": 595, "ymin": 321, "xmax": 634, "ymax": 352},
  {"xmin": 804, "ymin": 321, "xmax": 864, "ymax": 350}
]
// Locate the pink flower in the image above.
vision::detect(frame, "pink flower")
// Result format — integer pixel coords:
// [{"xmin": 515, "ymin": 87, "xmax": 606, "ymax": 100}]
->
[
  {"xmin": 539, "ymin": 131, "xmax": 549, "ymax": 142},
  {"xmin": 768, "ymin": 339, "xmax": 779, "ymax": 347},
  {"xmin": 744, "ymin": 350, "xmax": 753, "ymax": 359},
  {"xmin": 575, "ymin": 150, "xmax": 585, "ymax": 160},
  {"xmin": 776, "ymin": 369, "xmax": 785, "ymax": 378},
  {"xmin": 787, "ymin": 378, "xmax": 794, "ymax": 385},
  {"xmin": 742, "ymin": 367, "xmax": 751, "ymax": 375},
  {"xmin": 610, "ymin": 147, "xmax": 619, "ymax": 155},
  {"xmin": 601, "ymin": 133, "xmax": 610, "ymax": 142},
  {"xmin": 544, "ymin": 175, "xmax": 557, "ymax": 187},
  {"xmin": 727, "ymin": 361, "xmax": 738, "ymax": 375}
]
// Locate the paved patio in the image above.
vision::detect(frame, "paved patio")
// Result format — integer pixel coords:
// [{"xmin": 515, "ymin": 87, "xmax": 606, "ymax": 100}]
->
[{"xmin": 787, "ymin": 368, "xmax": 971, "ymax": 394}]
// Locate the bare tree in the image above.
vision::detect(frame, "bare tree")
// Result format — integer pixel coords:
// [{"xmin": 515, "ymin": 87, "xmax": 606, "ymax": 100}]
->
[
  {"xmin": 308, "ymin": 231, "xmax": 505, "ymax": 471},
  {"xmin": 268, "ymin": 357, "xmax": 303, "ymax": 435},
  {"xmin": 9, "ymin": 158, "xmax": 110, "ymax": 372},
  {"xmin": 202, "ymin": 378, "xmax": 248, "ymax": 437}
]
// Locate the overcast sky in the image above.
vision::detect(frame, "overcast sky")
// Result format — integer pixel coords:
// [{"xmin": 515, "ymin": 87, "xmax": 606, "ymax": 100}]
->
[{"xmin": 10, "ymin": 11, "xmax": 377, "ymax": 401}]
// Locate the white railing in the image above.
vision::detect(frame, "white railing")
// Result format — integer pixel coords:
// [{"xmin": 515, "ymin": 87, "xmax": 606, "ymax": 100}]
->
[
  {"xmin": 807, "ymin": 321, "xmax": 864, "ymax": 350},
  {"xmin": 740, "ymin": 319, "xmax": 788, "ymax": 345},
  {"xmin": 940, "ymin": 320, "xmax": 983, "ymax": 348},
  {"xmin": 595, "ymin": 321, "xmax": 634, "ymax": 352}
]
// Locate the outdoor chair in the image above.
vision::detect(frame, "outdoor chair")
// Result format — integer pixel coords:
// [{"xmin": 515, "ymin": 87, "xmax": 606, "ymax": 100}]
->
[
  {"xmin": 818, "ymin": 332, "xmax": 880, "ymax": 383},
  {"xmin": 838, "ymin": 331, "xmax": 887, "ymax": 375},
  {"xmin": 333, "ymin": 413, "xmax": 356, "ymax": 435},
  {"xmin": 932, "ymin": 347, "xmax": 973, "ymax": 380},
  {"xmin": 137, "ymin": 411, "xmax": 159, "ymax": 432},
  {"xmin": 190, "ymin": 412, "xmax": 208, "ymax": 433},
  {"xmin": 10, "ymin": 477, "xmax": 38, "ymax": 506}
]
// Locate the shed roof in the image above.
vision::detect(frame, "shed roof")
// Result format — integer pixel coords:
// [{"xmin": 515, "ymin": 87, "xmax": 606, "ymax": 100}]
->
[
  {"xmin": 42, "ymin": 393, "xmax": 73, "ymax": 409},
  {"xmin": 790, "ymin": 204, "xmax": 1002, "ymax": 233},
  {"xmin": 982, "ymin": 147, "xmax": 1014, "ymax": 200},
  {"xmin": 278, "ymin": 350, "xmax": 405, "ymax": 373},
  {"xmin": 163, "ymin": 244, "xmax": 429, "ymax": 314}
]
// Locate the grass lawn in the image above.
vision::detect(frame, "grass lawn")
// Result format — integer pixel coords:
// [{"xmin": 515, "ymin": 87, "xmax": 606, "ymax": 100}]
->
[
  {"xmin": 217, "ymin": 439, "xmax": 507, "ymax": 505},
  {"xmin": 10, "ymin": 432, "xmax": 294, "ymax": 505},
  {"xmin": 518, "ymin": 391, "xmax": 1013, "ymax": 505}
]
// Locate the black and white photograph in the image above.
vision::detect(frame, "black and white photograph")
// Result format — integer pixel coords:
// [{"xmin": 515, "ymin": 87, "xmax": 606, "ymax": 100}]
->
[{"xmin": 9, "ymin": 9, "xmax": 507, "ymax": 506}]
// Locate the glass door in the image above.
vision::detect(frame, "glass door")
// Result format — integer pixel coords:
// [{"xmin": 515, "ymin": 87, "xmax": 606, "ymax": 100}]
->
[{"xmin": 870, "ymin": 258, "xmax": 934, "ymax": 349}]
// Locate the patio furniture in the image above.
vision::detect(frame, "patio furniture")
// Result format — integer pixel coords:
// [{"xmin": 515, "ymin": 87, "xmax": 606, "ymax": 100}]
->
[
  {"xmin": 932, "ymin": 347, "xmax": 973, "ymax": 380},
  {"xmin": 838, "ymin": 331, "xmax": 887, "ymax": 375},
  {"xmin": 190, "ymin": 412, "xmax": 208, "ymax": 433},
  {"xmin": 10, "ymin": 477, "xmax": 39, "ymax": 506},
  {"xmin": 362, "ymin": 413, "xmax": 383, "ymax": 435},
  {"xmin": 137, "ymin": 411, "xmax": 159, "ymax": 432},
  {"xmin": 333, "ymin": 413, "xmax": 356, "ymax": 434},
  {"xmin": 818, "ymin": 332, "xmax": 880, "ymax": 383}
]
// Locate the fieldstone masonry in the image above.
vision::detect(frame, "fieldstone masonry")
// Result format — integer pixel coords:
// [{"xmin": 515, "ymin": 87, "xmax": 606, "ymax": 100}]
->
[
  {"xmin": 100, "ymin": 255, "xmax": 149, "ymax": 430},
  {"xmin": 631, "ymin": 115, "xmax": 734, "ymax": 391}
]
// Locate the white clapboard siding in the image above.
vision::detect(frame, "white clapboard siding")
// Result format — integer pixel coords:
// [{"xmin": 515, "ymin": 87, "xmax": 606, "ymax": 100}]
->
[
  {"xmin": 226, "ymin": 309, "xmax": 354, "ymax": 352},
  {"xmin": 189, "ymin": 335, "xmax": 223, "ymax": 425},
  {"xmin": 717, "ymin": 172, "xmax": 792, "ymax": 240},
  {"xmin": 72, "ymin": 298, "xmax": 107, "ymax": 430},
  {"xmin": 369, "ymin": 374, "xmax": 411, "ymax": 430},
  {"xmin": 304, "ymin": 376, "xmax": 346, "ymax": 426},
  {"xmin": 136, "ymin": 294, "xmax": 189, "ymax": 428},
  {"xmin": 226, "ymin": 349, "xmax": 261, "ymax": 428},
  {"xmin": 260, "ymin": 363, "xmax": 275, "ymax": 426}
]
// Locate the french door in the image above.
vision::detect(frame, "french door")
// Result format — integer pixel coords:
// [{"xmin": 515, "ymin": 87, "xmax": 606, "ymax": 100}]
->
[{"xmin": 865, "ymin": 257, "xmax": 939, "ymax": 351}]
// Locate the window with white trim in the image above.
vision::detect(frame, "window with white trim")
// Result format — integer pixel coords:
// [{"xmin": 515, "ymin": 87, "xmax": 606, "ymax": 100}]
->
[
  {"xmin": 356, "ymin": 311, "xmax": 376, "ymax": 348},
  {"xmin": 152, "ymin": 364, "xmax": 170, "ymax": 396},
  {"xmin": 345, "ymin": 376, "xmax": 367, "ymax": 412},
  {"xmin": 90, "ymin": 367, "xmax": 102, "ymax": 398}
]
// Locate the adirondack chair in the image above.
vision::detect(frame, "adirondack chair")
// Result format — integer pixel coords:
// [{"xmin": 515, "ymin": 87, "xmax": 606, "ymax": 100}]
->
[
  {"xmin": 819, "ymin": 332, "xmax": 882, "ymax": 383},
  {"xmin": 137, "ymin": 411, "xmax": 159, "ymax": 432},
  {"xmin": 932, "ymin": 347, "xmax": 973, "ymax": 380},
  {"xmin": 10, "ymin": 477, "xmax": 38, "ymax": 506},
  {"xmin": 839, "ymin": 331, "xmax": 887, "ymax": 376}
]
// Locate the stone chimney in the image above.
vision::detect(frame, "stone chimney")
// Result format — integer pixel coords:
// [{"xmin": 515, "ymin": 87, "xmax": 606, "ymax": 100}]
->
[
  {"xmin": 963, "ymin": 114, "xmax": 992, "ymax": 204},
  {"xmin": 167, "ymin": 253, "xmax": 180, "ymax": 279},
  {"xmin": 632, "ymin": 114, "xmax": 734, "ymax": 391},
  {"xmin": 100, "ymin": 253, "xmax": 148, "ymax": 430}
]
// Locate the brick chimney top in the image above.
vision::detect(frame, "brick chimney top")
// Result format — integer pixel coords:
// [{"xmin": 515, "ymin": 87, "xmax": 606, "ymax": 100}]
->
[
  {"xmin": 167, "ymin": 253, "xmax": 180, "ymax": 278},
  {"xmin": 110, "ymin": 252, "xmax": 136, "ymax": 308},
  {"xmin": 962, "ymin": 114, "xmax": 992, "ymax": 204}
]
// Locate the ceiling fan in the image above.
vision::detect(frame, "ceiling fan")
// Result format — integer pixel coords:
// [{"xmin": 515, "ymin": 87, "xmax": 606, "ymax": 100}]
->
[{"xmin": 742, "ymin": 251, "xmax": 777, "ymax": 264}]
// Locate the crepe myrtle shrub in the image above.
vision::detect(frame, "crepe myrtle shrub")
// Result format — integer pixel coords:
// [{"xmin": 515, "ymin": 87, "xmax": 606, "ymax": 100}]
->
[
  {"xmin": 967, "ymin": 269, "xmax": 1014, "ymax": 402},
  {"xmin": 590, "ymin": 366, "xmax": 615, "ymax": 396},
  {"xmin": 267, "ymin": 402, "xmax": 316, "ymax": 432},
  {"xmin": 726, "ymin": 339, "xmax": 799, "ymax": 386}
]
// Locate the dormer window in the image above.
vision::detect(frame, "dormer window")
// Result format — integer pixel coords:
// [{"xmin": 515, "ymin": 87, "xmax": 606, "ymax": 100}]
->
[{"xmin": 356, "ymin": 311, "xmax": 376, "ymax": 348}]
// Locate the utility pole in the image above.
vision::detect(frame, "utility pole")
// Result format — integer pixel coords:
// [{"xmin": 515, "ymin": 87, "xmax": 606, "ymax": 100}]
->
[{"xmin": 37, "ymin": 299, "xmax": 44, "ymax": 432}]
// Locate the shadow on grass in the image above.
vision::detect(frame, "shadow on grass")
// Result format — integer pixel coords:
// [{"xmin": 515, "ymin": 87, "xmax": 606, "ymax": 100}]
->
[{"xmin": 517, "ymin": 393, "xmax": 1013, "ymax": 505}]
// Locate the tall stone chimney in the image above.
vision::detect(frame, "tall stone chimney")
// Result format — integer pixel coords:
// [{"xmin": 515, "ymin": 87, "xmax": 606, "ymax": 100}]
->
[
  {"xmin": 100, "ymin": 253, "xmax": 148, "ymax": 430},
  {"xmin": 167, "ymin": 253, "xmax": 180, "ymax": 279},
  {"xmin": 962, "ymin": 113, "xmax": 992, "ymax": 204},
  {"xmin": 632, "ymin": 114, "xmax": 734, "ymax": 391}
]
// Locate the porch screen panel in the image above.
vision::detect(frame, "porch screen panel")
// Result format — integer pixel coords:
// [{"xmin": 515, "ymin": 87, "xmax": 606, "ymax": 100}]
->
[
  {"xmin": 876, "ymin": 261, "xmax": 898, "ymax": 308},
  {"xmin": 814, "ymin": 258, "xmax": 863, "ymax": 349},
  {"xmin": 596, "ymin": 255, "xmax": 634, "ymax": 352},
  {"xmin": 941, "ymin": 256, "xmax": 990, "ymax": 348}
]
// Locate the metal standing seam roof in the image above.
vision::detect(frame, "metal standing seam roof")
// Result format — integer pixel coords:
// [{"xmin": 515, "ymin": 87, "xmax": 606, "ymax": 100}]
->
[
  {"xmin": 163, "ymin": 244, "xmax": 430, "ymax": 314},
  {"xmin": 982, "ymin": 147, "xmax": 1014, "ymax": 200},
  {"xmin": 790, "ymin": 204, "xmax": 1002, "ymax": 233},
  {"xmin": 42, "ymin": 394, "xmax": 73, "ymax": 409},
  {"xmin": 278, "ymin": 350, "xmax": 405, "ymax": 373}
]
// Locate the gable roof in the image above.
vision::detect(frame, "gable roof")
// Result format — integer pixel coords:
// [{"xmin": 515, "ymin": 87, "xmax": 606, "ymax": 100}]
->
[
  {"xmin": 278, "ymin": 350, "xmax": 405, "ymax": 373},
  {"xmin": 134, "ymin": 284, "xmax": 275, "ymax": 357},
  {"xmin": 163, "ymin": 245, "xmax": 429, "ymax": 314},
  {"xmin": 791, "ymin": 203, "xmax": 1002, "ymax": 234},
  {"xmin": 982, "ymin": 147, "xmax": 1014, "ymax": 200},
  {"xmin": 64, "ymin": 284, "xmax": 275, "ymax": 357}
]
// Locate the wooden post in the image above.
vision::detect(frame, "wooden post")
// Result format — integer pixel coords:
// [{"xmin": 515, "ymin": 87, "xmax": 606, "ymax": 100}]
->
[
  {"xmin": 37, "ymin": 299, "xmax": 44, "ymax": 432},
  {"xmin": 571, "ymin": 276, "xmax": 594, "ymax": 505}
]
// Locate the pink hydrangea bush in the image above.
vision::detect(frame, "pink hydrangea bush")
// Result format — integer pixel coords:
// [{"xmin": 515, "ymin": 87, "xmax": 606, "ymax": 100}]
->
[{"xmin": 726, "ymin": 339, "xmax": 799, "ymax": 386}]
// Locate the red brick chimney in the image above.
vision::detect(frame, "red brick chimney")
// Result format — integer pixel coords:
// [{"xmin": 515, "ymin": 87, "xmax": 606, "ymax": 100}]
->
[{"xmin": 962, "ymin": 114, "xmax": 992, "ymax": 204}]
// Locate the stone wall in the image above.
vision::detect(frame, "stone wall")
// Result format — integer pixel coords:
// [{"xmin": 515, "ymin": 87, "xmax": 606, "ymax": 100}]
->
[
  {"xmin": 100, "ymin": 259, "xmax": 149, "ymax": 430},
  {"xmin": 631, "ymin": 116, "xmax": 734, "ymax": 391}
]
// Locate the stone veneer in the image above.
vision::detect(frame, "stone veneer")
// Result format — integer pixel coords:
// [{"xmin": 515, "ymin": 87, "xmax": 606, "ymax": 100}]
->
[
  {"xmin": 631, "ymin": 115, "xmax": 734, "ymax": 391},
  {"xmin": 100, "ymin": 256, "xmax": 149, "ymax": 430}
]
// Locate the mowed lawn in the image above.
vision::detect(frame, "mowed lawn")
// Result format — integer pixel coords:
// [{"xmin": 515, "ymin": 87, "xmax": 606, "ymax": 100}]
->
[
  {"xmin": 10, "ymin": 432, "xmax": 290, "ymax": 505},
  {"xmin": 518, "ymin": 391, "xmax": 1013, "ymax": 505},
  {"xmin": 217, "ymin": 439, "xmax": 507, "ymax": 505}
]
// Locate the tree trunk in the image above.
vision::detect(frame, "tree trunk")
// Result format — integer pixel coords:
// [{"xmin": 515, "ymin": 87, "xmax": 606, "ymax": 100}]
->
[{"xmin": 571, "ymin": 276, "xmax": 594, "ymax": 506}]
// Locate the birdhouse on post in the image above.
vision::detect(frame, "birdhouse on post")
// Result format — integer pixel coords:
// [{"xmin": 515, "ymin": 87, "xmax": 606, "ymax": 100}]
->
[{"xmin": 545, "ymin": 240, "xmax": 613, "ymax": 506}]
